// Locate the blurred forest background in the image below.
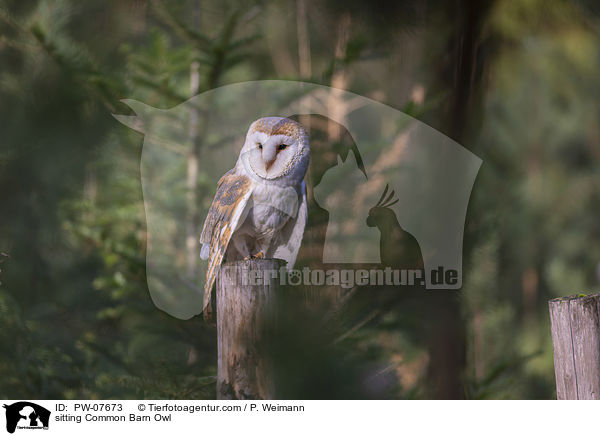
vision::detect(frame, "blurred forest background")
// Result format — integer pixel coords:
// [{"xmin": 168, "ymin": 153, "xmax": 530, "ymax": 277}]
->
[{"xmin": 2, "ymin": 0, "xmax": 600, "ymax": 399}]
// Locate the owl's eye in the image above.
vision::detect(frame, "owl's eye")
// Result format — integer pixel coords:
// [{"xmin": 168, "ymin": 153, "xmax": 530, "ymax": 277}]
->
[
  {"xmin": 277, "ymin": 144, "xmax": 288, "ymax": 151},
  {"xmin": 258, "ymin": 143, "xmax": 263, "ymax": 149}
]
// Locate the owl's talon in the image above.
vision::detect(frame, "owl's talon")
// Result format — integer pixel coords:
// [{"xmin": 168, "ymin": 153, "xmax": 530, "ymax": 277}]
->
[
  {"xmin": 243, "ymin": 255, "xmax": 252, "ymax": 261},
  {"xmin": 251, "ymin": 251, "xmax": 264, "ymax": 259}
]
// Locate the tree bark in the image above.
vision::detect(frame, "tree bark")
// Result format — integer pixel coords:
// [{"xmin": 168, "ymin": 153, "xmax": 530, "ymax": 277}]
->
[
  {"xmin": 549, "ymin": 293, "xmax": 600, "ymax": 400},
  {"xmin": 216, "ymin": 258, "xmax": 284, "ymax": 399}
]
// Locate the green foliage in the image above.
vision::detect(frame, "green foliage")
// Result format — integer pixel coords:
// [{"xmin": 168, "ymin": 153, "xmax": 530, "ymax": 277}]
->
[{"xmin": 1, "ymin": 0, "xmax": 599, "ymax": 399}]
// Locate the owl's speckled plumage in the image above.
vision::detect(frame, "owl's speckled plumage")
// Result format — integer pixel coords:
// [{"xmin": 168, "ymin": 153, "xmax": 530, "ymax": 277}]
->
[
  {"xmin": 249, "ymin": 117, "xmax": 307, "ymax": 141},
  {"xmin": 200, "ymin": 117, "xmax": 310, "ymax": 315}
]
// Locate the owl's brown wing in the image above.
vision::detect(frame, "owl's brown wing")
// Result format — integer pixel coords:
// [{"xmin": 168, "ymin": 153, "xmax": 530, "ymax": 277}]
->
[{"xmin": 200, "ymin": 170, "xmax": 253, "ymax": 315}]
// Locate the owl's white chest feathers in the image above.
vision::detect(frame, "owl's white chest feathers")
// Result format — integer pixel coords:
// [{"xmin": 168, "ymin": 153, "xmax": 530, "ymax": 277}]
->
[{"xmin": 239, "ymin": 181, "xmax": 299, "ymax": 240}]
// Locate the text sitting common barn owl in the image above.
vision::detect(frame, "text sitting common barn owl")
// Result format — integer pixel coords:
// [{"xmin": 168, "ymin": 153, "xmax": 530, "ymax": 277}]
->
[{"xmin": 199, "ymin": 117, "xmax": 310, "ymax": 314}]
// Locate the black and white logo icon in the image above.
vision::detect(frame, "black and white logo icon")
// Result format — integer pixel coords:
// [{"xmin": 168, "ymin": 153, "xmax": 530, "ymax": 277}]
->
[{"xmin": 3, "ymin": 402, "xmax": 50, "ymax": 434}]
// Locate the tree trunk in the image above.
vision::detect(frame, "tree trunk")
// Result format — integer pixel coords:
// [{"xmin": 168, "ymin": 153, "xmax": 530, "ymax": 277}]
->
[
  {"xmin": 185, "ymin": 1, "xmax": 201, "ymax": 279},
  {"xmin": 549, "ymin": 293, "xmax": 600, "ymax": 400},
  {"xmin": 425, "ymin": 0, "xmax": 495, "ymax": 399},
  {"xmin": 216, "ymin": 258, "xmax": 284, "ymax": 399}
]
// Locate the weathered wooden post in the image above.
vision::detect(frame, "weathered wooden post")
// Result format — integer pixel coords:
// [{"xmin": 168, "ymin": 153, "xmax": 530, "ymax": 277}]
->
[
  {"xmin": 216, "ymin": 258, "xmax": 284, "ymax": 400},
  {"xmin": 549, "ymin": 293, "xmax": 600, "ymax": 399}
]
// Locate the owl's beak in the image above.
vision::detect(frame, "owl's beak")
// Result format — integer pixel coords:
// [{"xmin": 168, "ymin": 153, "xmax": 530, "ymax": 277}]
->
[
  {"xmin": 261, "ymin": 145, "xmax": 277, "ymax": 171},
  {"xmin": 264, "ymin": 157, "xmax": 276, "ymax": 171}
]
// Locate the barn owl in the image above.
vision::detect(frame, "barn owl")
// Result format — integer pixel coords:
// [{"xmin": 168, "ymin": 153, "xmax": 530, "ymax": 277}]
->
[{"xmin": 199, "ymin": 117, "xmax": 310, "ymax": 314}]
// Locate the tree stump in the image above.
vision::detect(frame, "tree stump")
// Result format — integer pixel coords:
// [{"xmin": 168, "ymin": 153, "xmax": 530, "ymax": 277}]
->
[
  {"xmin": 549, "ymin": 293, "xmax": 600, "ymax": 399},
  {"xmin": 216, "ymin": 258, "xmax": 284, "ymax": 400}
]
